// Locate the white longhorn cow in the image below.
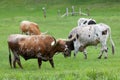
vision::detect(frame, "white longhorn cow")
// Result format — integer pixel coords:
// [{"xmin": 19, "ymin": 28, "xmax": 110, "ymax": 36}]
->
[{"xmin": 68, "ymin": 23, "xmax": 115, "ymax": 59}]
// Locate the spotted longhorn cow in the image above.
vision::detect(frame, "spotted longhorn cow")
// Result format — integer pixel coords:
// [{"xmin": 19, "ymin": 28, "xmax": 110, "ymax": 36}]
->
[{"xmin": 68, "ymin": 23, "xmax": 115, "ymax": 59}]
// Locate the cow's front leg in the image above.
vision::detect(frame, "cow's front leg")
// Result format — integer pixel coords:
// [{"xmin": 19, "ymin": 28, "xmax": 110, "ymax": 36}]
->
[
  {"xmin": 49, "ymin": 58, "xmax": 54, "ymax": 68},
  {"xmin": 74, "ymin": 49, "xmax": 79, "ymax": 57},
  {"xmin": 38, "ymin": 58, "xmax": 42, "ymax": 68},
  {"xmin": 73, "ymin": 44, "xmax": 80, "ymax": 57},
  {"xmin": 83, "ymin": 49, "xmax": 87, "ymax": 59},
  {"xmin": 73, "ymin": 39, "xmax": 80, "ymax": 57}
]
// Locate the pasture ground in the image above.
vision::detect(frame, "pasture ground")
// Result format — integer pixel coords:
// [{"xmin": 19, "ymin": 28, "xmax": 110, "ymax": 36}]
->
[{"xmin": 0, "ymin": 0, "xmax": 120, "ymax": 80}]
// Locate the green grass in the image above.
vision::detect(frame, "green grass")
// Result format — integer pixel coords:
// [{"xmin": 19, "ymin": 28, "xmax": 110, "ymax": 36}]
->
[{"xmin": 0, "ymin": 0, "xmax": 120, "ymax": 80}]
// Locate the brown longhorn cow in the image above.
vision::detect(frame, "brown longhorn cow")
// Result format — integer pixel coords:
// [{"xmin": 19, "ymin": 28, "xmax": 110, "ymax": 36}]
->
[
  {"xmin": 20, "ymin": 21, "xmax": 41, "ymax": 35},
  {"xmin": 8, "ymin": 34, "xmax": 71, "ymax": 69}
]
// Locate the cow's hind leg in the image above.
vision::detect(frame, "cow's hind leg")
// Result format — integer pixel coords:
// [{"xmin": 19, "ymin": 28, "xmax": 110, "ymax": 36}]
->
[
  {"xmin": 49, "ymin": 59, "xmax": 54, "ymax": 68},
  {"xmin": 14, "ymin": 52, "xmax": 23, "ymax": 69},
  {"xmin": 38, "ymin": 58, "xmax": 42, "ymax": 68},
  {"xmin": 16, "ymin": 58, "xmax": 23, "ymax": 69},
  {"xmin": 104, "ymin": 47, "xmax": 108, "ymax": 59},
  {"xmin": 98, "ymin": 41, "xmax": 108, "ymax": 59},
  {"xmin": 13, "ymin": 56, "xmax": 17, "ymax": 68}
]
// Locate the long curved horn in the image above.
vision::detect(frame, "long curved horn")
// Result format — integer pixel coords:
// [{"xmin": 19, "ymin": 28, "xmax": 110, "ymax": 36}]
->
[{"xmin": 56, "ymin": 34, "xmax": 77, "ymax": 42}]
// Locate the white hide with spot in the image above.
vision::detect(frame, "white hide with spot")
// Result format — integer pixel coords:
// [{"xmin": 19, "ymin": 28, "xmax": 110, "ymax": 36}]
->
[{"xmin": 77, "ymin": 18, "xmax": 96, "ymax": 26}]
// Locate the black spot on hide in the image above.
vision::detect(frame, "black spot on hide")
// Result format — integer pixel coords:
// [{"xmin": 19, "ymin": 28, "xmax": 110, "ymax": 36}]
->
[
  {"xmin": 102, "ymin": 30, "xmax": 107, "ymax": 35},
  {"xmin": 96, "ymin": 34, "xmax": 98, "ymax": 36},
  {"xmin": 83, "ymin": 21, "xmax": 87, "ymax": 24},
  {"xmin": 88, "ymin": 20, "xmax": 96, "ymax": 25},
  {"xmin": 73, "ymin": 38, "xmax": 76, "ymax": 41},
  {"xmin": 76, "ymin": 34, "xmax": 79, "ymax": 39},
  {"xmin": 88, "ymin": 35, "xmax": 90, "ymax": 37}
]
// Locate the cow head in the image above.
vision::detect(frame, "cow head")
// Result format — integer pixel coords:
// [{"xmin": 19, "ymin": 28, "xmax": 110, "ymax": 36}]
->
[
  {"xmin": 56, "ymin": 39, "xmax": 71, "ymax": 57},
  {"xmin": 65, "ymin": 34, "xmax": 79, "ymax": 57},
  {"xmin": 65, "ymin": 39, "xmax": 74, "ymax": 57}
]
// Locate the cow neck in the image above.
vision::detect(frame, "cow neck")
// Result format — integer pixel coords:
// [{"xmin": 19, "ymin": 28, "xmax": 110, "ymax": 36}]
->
[{"xmin": 49, "ymin": 42, "xmax": 61, "ymax": 57}]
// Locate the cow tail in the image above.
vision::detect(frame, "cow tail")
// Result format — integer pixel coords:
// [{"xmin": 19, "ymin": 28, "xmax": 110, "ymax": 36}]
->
[
  {"xmin": 8, "ymin": 46, "xmax": 12, "ymax": 68},
  {"xmin": 108, "ymin": 27, "xmax": 115, "ymax": 54}
]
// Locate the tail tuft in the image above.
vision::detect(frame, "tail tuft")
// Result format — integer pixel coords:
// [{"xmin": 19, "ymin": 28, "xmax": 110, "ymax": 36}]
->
[{"xmin": 112, "ymin": 45, "xmax": 115, "ymax": 55}]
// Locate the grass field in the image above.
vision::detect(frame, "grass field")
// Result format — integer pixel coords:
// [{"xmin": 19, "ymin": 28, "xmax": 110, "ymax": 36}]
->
[{"xmin": 0, "ymin": 0, "xmax": 120, "ymax": 80}]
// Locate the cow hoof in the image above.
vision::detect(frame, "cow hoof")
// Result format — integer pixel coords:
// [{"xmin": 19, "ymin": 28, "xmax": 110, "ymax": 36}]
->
[
  {"xmin": 74, "ymin": 55, "xmax": 76, "ymax": 58},
  {"xmin": 104, "ymin": 57, "xmax": 107, "ymax": 59},
  {"xmin": 52, "ymin": 67, "xmax": 55, "ymax": 68},
  {"xmin": 74, "ymin": 54, "xmax": 76, "ymax": 57},
  {"xmin": 84, "ymin": 57, "xmax": 87, "ymax": 59},
  {"xmin": 98, "ymin": 56, "xmax": 101, "ymax": 59}
]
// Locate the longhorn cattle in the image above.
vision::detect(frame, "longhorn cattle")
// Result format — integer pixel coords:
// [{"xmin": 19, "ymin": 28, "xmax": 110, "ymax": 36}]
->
[
  {"xmin": 8, "ymin": 34, "xmax": 71, "ymax": 69},
  {"xmin": 68, "ymin": 23, "xmax": 115, "ymax": 59},
  {"xmin": 20, "ymin": 21, "xmax": 41, "ymax": 35},
  {"xmin": 78, "ymin": 18, "xmax": 96, "ymax": 26}
]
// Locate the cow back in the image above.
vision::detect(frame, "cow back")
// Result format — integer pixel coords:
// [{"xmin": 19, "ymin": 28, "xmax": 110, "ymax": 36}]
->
[{"xmin": 18, "ymin": 35, "xmax": 56, "ymax": 56}]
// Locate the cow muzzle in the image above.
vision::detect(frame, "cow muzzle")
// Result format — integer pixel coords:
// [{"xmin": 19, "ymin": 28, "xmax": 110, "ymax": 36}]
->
[{"xmin": 63, "ymin": 45, "xmax": 71, "ymax": 57}]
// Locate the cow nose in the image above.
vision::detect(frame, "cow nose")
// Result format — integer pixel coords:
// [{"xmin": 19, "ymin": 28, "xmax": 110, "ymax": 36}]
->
[
  {"xmin": 64, "ymin": 47, "xmax": 71, "ymax": 57},
  {"xmin": 64, "ymin": 47, "xmax": 69, "ymax": 53}
]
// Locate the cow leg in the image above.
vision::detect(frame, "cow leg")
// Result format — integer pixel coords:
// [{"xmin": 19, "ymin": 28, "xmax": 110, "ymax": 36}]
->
[
  {"xmin": 13, "ymin": 52, "xmax": 23, "ymax": 69},
  {"xmin": 98, "ymin": 48, "xmax": 108, "ymax": 59},
  {"xmin": 104, "ymin": 52, "xmax": 108, "ymax": 59},
  {"xmin": 16, "ymin": 58, "xmax": 23, "ymax": 69},
  {"xmin": 49, "ymin": 59, "xmax": 54, "ymax": 68},
  {"xmin": 13, "ymin": 56, "xmax": 17, "ymax": 68},
  {"xmin": 73, "ymin": 40, "xmax": 80, "ymax": 57},
  {"xmin": 74, "ymin": 47, "xmax": 80, "ymax": 57},
  {"xmin": 13, "ymin": 51, "xmax": 18, "ymax": 68},
  {"xmin": 83, "ymin": 49, "xmax": 87, "ymax": 59},
  {"xmin": 99, "ymin": 34, "xmax": 108, "ymax": 59},
  {"xmin": 98, "ymin": 50, "xmax": 104, "ymax": 59},
  {"xmin": 99, "ymin": 40, "xmax": 108, "ymax": 59},
  {"xmin": 38, "ymin": 58, "xmax": 42, "ymax": 68},
  {"xmin": 104, "ymin": 47, "xmax": 108, "ymax": 59}
]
